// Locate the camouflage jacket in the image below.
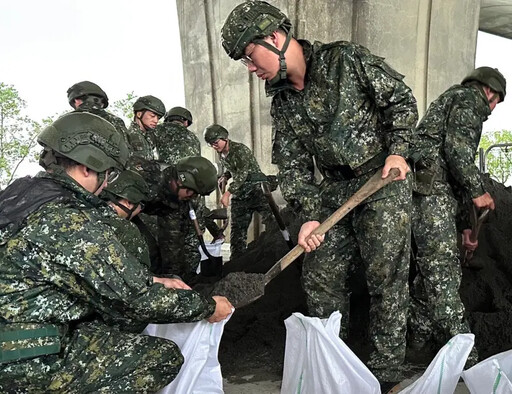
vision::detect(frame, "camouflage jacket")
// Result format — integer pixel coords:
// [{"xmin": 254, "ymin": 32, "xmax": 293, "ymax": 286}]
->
[
  {"xmin": 103, "ymin": 211, "xmax": 151, "ymax": 268},
  {"xmin": 155, "ymin": 122, "xmax": 201, "ymax": 165},
  {"xmin": 413, "ymin": 84, "xmax": 491, "ymax": 199},
  {"xmin": 269, "ymin": 40, "xmax": 418, "ymax": 220},
  {"xmin": 127, "ymin": 122, "xmax": 158, "ymax": 160},
  {"xmin": 219, "ymin": 140, "xmax": 266, "ymax": 197},
  {"xmin": 72, "ymin": 104, "xmax": 129, "ymax": 146},
  {"xmin": 0, "ymin": 172, "xmax": 214, "ymax": 339}
]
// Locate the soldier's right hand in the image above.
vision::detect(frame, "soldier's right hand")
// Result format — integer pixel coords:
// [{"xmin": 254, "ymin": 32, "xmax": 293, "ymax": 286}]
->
[
  {"xmin": 472, "ymin": 192, "xmax": 495, "ymax": 210},
  {"xmin": 208, "ymin": 296, "xmax": 233, "ymax": 323}
]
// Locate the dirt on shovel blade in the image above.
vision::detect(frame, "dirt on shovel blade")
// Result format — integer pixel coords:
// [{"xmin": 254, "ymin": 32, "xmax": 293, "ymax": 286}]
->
[{"xmin": 211, "ymin": 272, "xmax": 266, "ymax": 307}]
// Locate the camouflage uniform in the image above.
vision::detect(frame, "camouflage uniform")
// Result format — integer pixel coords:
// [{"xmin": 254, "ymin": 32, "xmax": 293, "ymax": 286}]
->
[
  {"xmin": 127, "ymin": 121, "xmax": 158, "ymax": 161},
  {"xmin": 410, "ymin": 84, "xmax": 491, "ymax": 347},
  {"xmin": 270, "ymin": 40, "xmax": 417, "ymax": 381},
  {"xmin": 219, "ymin": 140, "xmax": 270, "ymax": 259},
  {"xmin": 155, "ymin": 122, "xmax": 201, "ymax": 164},
  {"xmin": 137, "ymin": 163, "xmax": 203, "ymax": 280},
  {"xmin": 0, "ymin": 171, "xmax": 215, "ymax": 393}
]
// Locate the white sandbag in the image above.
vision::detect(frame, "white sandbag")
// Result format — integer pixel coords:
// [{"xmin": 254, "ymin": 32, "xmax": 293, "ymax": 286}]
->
[
  {"xmin": 281, "ymin": 311, "xmax": 380, "ymax": 394},
  {"xmin": 143, "ymin": 310, "xmax": 233, "ymax": 394},
  {"xmin": 400, "ymin": 333, "xmax": 474, "ymax": 394},
  {"xmin": 462, "ymin": 348, "xmax": 512, "ymax": 394},
  {"xmin": 197, "ymin": 239, "xmax": 223, "ymax": 274}
]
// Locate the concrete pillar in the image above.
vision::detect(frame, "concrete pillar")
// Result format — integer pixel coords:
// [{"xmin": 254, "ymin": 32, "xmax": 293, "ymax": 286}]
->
[{"xmin": 176, "ymin": 0, "xmax": 481, "ymax": 241}]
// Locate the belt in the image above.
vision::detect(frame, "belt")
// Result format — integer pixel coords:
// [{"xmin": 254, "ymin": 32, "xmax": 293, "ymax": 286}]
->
[{"xmin": 321, "ymin": 151, "xmax": 388, "ymax": 180}]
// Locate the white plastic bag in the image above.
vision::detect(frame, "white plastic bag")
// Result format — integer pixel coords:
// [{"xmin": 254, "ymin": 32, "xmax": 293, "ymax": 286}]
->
[
  {"xmin": 400, "ymin": 333, "xmax": 474, "ymax": 394},
  {"xmin": 281, "ymin": 311, "xmax": 380, "ymax": 394},
  {"xmin": 197, "ymin": 239, "xmax": 223, "ymax": 274},
  {"xmin": 143, "ymin": 311, "xmax": 233, "ymax": 394},
  {"xmin": 462, "ymin": 348, "xmax": 512, "ymax": 394}
]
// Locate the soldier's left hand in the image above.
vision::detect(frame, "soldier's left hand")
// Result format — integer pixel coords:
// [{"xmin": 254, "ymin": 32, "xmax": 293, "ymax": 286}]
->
[
  {"xmin": 382, "ymin": 155, "xmax": 410, "ymax": 181},
  {"xmin": 298, "ymin": 221, "xmax": 325, "ymax": 252}
]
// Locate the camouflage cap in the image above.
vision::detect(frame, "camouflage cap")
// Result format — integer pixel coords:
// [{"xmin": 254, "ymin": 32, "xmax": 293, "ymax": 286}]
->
[
  {"xmin": 462, "ymin": 67, "xmax": 507, "ymax": 102},
  {"xmin": 67, "ymin": 81, "xmax": 109, "ymax": 108},
  {"xmin": 164, "ymin": 106, "xmax": 193, "ymax": 125},
  {"xmin": 203, "ymin": 124, "xmax": 229, "ymax": 144},
  {"xmin": 221, "ymin": 0, "xmax": 292, "ymax": 60},
  {"xmin": 38, "ymin": 112, "xmax": 128, "ymax": 172},
  {"xmin": 133, "ymin": 95, "xmax": 166, "ymax": 117},
  {"xmin": 102, "ymin": 169, "xmax": 149, "ymax": 203},
  {"xmin": 176, "ymin": 156, "xmax": 217, "ymax": 195}
]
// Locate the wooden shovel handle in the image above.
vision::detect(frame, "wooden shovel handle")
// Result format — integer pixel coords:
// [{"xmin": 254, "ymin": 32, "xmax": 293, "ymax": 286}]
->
[{"xmin": 264, "ymin": 167, "xmax": 401, "ymax": 283}]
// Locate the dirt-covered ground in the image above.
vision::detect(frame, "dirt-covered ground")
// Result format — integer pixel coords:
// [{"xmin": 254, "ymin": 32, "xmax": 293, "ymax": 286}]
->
[{"xmin": 196, "ymin": 176, "xmax": 512, "ymax": 382}]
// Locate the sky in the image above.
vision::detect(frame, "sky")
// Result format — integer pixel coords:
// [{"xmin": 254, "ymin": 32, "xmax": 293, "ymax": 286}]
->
[
  {"xmin": 476, "ymin": 31, "xmax": 512, "ymax": 133},
  {"xmin": 0, "ymin": 0, "xmax": 185, "ymax": 122}
]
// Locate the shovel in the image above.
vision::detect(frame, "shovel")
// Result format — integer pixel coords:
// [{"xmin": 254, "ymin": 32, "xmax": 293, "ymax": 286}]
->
[
  {"xmin": 188, "ymin": 202, "xmax": 223, "ymax": 277},
  {"xmin": 261, "ymin": 181, "xmax": 295, "ymax": 250},
  {"xmin": 462, "ymin": 206, "xmax": 490, "ymax": 266},
  {"xmin": 214, "ymin": 167, "xmax": 401, "ymax": 308}
]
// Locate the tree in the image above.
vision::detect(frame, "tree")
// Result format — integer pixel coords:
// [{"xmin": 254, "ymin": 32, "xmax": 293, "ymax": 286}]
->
[
  {"xmin": 478, "ymin": 129, "xmax": 512, "ymax": 185},
  {"xmin": 0, "ymin": 83, "xmax": 40, "ymax": 188},
  {"xmin": 110, "ymin": 91, "xmax": 138, "ymax": 124}
]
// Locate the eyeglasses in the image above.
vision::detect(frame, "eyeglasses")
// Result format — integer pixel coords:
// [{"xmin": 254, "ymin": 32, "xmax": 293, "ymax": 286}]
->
[
  {"xmin": 240, "ymin": 54, "xmax": 254, "ymax": 67},
  {"xmin": 138, "ymin": 202, "xmax": 145, "ymax": 211},
  {"xmin": 207, "ymin": 139, "xmax": 221, "ymax": 147}
]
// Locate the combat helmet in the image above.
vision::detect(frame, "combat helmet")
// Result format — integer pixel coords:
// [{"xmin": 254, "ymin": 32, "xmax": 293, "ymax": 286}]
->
[
  {"xmin": 67, "ymin": 81, "xmax": 109, "ymax": 108},
  {"xmin": 164, "ymin": 106, "xmax": 193, "ymax": 125},
  {"xmin": 38, "ymin": 112, "xmax": 128, "ymax": 172},
  {"xmin": 203, "ymin": 124, "xmax": 229, "ymax": 145},
  {"xmin": 176, "ymin": 156, "xmax": 218, "ymax": 195},
  {"xmin": 133, "ymin": 95, "xmax": 166, "ymax": 118},
  {"xmin": 462, "ymin": 67, "xmax": 507, "ymax": 102},
  {"xmin": 102, "ymin": 169, "xmax": 149, "ymax": 204},
  {"xmin": 221, "ymin": 0, "xmax": 292, "ymax": 85}
]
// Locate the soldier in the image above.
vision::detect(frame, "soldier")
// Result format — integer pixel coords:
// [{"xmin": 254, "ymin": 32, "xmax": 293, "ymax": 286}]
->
[
  {"xmin": 139, "ymin": 156, "xmax": 219, "ymax": 280},
  {"xmin": 153, "ymin": 106, "xmax": 224, "ymax": 243},
  {"xmin": 66, "ymin": 80, "xmax": 129, "ymax": 141},
  {"xmin": 155, "ymin": 106, "xmax": 200, "ymax": 163},
  {"xmin": 101, "ymin": 169, "xmax": 154, "ymax": 268},
  {"xmin": 127, "ymin": 95, "xmax": 166, "ymax": 160},
  {"xmin": 409, "ymin": 67, "xmax": 506, "ymax": 360},
  {"xmin": 221, "ymin": 1, "xmax": 418, "ymax": 387},
  {"xmin": 204, "ymin": 123, "xmax": 270, "ymax": 259},
  {"xmin": 0, "ymin": 112, "xmax": 232, "ymax": 392}
]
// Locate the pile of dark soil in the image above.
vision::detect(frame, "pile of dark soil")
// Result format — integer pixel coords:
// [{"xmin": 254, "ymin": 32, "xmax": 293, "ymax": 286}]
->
[
  {"xmin": 210, "ymin": 177, "xmax": 512, "ymax": 381},
  {"xmin": 460, "ymin": 176, "xmax": 512, "ymax": 359}
]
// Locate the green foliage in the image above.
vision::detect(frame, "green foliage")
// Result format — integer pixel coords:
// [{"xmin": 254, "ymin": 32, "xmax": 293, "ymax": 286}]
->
[
  {"xmin": 110, "ymin": 91, "xmax": 138, "ymax": 124},
  {"xmin": 478, "ymin": 129, "xmax": 512, "ymax": 185},
  {"xmin": 0, "ymin": 83, "xmax": 41, "ymax": 188}
]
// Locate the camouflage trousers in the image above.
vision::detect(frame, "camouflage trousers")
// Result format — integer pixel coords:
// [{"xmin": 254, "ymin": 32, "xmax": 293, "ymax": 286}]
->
[
  {"xmin": 0, "ymin": 322, "xmax": 183, "ymax": 393},
  {"xmin": 302, "ymin": 172, "xmax": 412, "ymax": 382},
  {"xmin": 410, "ymin": 181, "xmax": 472, "ymax": 346},
  {"xmin": 230, "ymin": 185, "xmax": 271, "ymax": 260}
]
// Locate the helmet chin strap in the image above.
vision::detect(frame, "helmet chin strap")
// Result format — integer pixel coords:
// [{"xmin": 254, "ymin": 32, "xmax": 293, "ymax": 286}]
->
[
  {"xmin": 136, "ymin": 111, "xmax": 154, "ymax": 131},
  {"xmin": 254, "ymin": 30, "xmax": 292, "ymax": 86},
  {"xmin": 113, "ymin": 201, "xmax": 138, "ymax": 220},
  {"xmin": 93, "ymin": 171, "xmax": 107, "ymax": 195}
]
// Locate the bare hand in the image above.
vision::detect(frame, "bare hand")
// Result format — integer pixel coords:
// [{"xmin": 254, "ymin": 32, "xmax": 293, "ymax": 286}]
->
[
  {"xmin": 462, "ymin": 229, "xmax": 479, "ymax": 251},
  {"xmin": 472, "ymin": 192, "xmax": 495, "ymax": 210},
  {"xmin": 153, "ymin": 277, "xmax": 191, "ymax": 290},
  {"xmin": 220, "ymin": 191, "xmax": 231, "ymax": 208},
  {"xmin": 298, "ymin": 221, "xmax": 325, "ymax": 253},
  {"xmin": 382, "ymin": 155, "xmax": 409, "ymax": 181},
  {"xmin": 207, "ymin": 296, "xmax": 233, "ymax": 323},
  {"xmin": 218, "ymin": 176, "xmax": 226, "ymax": 186}
]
